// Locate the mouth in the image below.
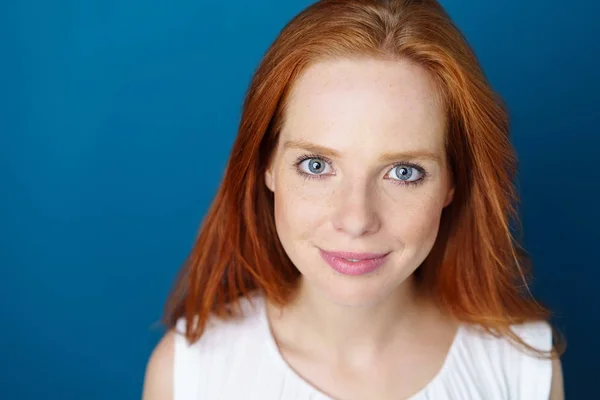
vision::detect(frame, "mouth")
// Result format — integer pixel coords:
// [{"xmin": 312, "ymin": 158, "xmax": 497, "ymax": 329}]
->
[
  {"xmin": 320, "ymin": 249, "xmax": 389, "ymax": 261},
  {"xmin": 318, "ymin": 248, "xmax": 390, "ymax": 276}
]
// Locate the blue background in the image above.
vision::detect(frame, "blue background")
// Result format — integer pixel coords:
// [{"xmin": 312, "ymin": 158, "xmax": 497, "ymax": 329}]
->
[{"xmin": 1, "ymin": 0, "xmax": 598, "ymax": 398}]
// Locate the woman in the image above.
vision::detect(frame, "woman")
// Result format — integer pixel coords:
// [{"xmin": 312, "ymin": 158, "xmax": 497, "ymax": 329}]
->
[{"xmin": 143, "ymin": 0, "xmax": 565, "ymax": 398}]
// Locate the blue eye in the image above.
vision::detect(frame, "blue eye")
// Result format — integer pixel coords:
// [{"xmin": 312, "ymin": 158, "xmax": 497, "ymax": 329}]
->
[
  {"xmin": 387, "ymin": 165, "xmax": 423, "ymax": 182},
  {"xmin": 299, "ymin": 158, "xmax": 332, "ymax": 175}
]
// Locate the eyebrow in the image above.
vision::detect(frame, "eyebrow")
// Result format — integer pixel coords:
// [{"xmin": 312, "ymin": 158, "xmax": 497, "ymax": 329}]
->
[{"xmin": 283, "ymin": 139, "xmax": 442, "ymax": 164}]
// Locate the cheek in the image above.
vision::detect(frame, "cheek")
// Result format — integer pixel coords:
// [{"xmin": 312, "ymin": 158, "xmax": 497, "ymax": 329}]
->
[
  {"xmin": 272, "ymin": 177, "xmax": 331, "ymax": 241},
  {"xmin": 385, "ymin": 193, "xmax": 446, "ymax": 244}
]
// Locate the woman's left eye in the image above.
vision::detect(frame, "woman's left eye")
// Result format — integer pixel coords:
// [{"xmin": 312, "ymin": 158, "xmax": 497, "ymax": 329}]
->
[{"xmin": 386, "ymin": 165, "xmax": 423, "ymax": 182}]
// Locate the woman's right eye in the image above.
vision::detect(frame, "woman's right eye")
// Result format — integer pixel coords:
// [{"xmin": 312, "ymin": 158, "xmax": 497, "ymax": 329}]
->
[{"xmin": 298, "ymin": 158, "xmax": 333, "ymax": 175}]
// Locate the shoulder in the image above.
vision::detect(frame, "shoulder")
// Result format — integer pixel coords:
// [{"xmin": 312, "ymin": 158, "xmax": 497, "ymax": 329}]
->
[
  {"xmin": 509, "ymin": 321, "xmax": 563, "ymax": 400},
  {"xmin": 455, "ymin": 320, "xmax": 557, "ymax": 399},
  {"xmin": 510, "ymin": 320, "xmax": 554, "ymax": 351},
  {"xmin": 172, "ymin": 294, "xmax": 266, "ymax": 353},
  {"xmin": 550, "ymin": 355, "xmax": 565, "ymax": 400},
  {"xmin": 142, "ymin": 330, "xmax": 176, "ymax": 400},
  {"xmin": 156, "ymin": 295, "xmax": 268, "ymax": 399},
  {"xmin": 461, "ymin": 319, "xmax": 553, "ymax": 354}
]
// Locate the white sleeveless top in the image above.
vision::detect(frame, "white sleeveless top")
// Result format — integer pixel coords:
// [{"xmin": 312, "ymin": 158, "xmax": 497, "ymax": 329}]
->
[{"xmin": 173, "ymin": 295, "xmax": 553, "ymax": 399}]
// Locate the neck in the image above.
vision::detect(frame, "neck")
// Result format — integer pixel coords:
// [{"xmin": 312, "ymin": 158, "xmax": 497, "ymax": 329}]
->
[{"xmin": 270, "ymin": 275, "xmax": 435, "ymax": 363}]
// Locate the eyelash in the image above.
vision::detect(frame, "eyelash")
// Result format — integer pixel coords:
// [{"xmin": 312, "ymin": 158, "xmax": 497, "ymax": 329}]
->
[{"xmin": 294, "ymin": 153, "xmax": 429, "ymax": 188}]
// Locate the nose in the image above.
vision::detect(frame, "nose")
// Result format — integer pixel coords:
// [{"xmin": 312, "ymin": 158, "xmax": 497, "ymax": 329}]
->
[{"xmin": 331, "ymin": 180, "xmax": 381, "ymax": 238}]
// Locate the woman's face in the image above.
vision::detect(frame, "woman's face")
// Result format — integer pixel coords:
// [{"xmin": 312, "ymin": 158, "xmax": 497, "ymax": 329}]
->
[{"xmin": 265, "ymin": 57, "xmax": 454, "ymax": 306}]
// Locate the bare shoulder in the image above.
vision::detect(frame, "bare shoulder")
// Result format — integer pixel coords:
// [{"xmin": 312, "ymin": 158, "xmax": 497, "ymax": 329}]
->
[
  {"xmin": 142, "ymin": 330, "xmax": 177, "ymax": 400},
  {"xmin": 550, "ymin": 357, "xmax": 565, "ymax": 400},
  {"xmin": 511, "ymin": 320, "xmax": 564, "ymax": 399}
]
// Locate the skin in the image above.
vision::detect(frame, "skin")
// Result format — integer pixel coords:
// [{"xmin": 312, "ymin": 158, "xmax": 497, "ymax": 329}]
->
[
  {"xmin": 265, "ymin": 57, "xmax": 454, "ymax": 310},
  {"xmin": 141, "ymin": 57, "xmax": 564, "ymax": 400}
]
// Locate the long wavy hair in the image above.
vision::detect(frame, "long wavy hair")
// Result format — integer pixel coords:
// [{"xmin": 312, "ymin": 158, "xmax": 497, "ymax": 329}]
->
[{"xmin": 165, "ymin": 0, "xmax": 563, "ymax": 358}]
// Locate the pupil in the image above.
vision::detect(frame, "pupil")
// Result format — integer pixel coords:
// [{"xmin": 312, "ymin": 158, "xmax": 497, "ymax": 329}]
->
[
  {"xmin": 396, "ymin": 166, "xmax": 412, "ymax": 180},
  {"xmin": 309, "ymin": 160, "xmax": 323, "ymax": 173}
]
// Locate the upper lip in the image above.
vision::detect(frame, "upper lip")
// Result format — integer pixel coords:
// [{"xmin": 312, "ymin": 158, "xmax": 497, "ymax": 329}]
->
[{"xmin": 320, "ymin": 249, "xmax": 389, "ymax": 260}]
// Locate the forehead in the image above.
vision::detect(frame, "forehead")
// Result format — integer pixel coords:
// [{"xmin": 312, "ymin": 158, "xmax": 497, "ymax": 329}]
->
[{"xmin": 280, "ymin": 57, "xmax": 446, "ymax": 153}]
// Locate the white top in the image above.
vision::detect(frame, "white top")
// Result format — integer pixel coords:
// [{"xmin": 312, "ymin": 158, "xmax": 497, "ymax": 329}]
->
[{"xmin": 173, "ymin": 294, "xmax": 553, "ymax": 400}]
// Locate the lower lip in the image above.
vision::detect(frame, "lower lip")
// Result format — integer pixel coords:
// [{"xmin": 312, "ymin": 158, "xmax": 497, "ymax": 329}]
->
[{"xmin": 319, "ymin": 250, "xmax": 389, "ymax": 276}]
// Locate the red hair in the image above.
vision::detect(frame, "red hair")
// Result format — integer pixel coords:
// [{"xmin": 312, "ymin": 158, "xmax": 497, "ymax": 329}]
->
[{"xmin": 165, "ymin": 0, "xmax": 563, "ymax": 357}]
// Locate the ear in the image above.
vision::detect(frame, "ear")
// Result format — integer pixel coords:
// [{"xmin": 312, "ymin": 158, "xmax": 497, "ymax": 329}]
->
[
  {"xmin": 443, "ymin": 186, "xmax": 455, "ymax": 207},
  {"xmin": 265, "ymin": 167, "xmax": 275, "ymax": 192}
]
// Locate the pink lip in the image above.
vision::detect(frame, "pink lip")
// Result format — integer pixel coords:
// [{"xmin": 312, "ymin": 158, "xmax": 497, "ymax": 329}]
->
[{"xmin": 319, "ymin": 249, "xmax": 389, "ymax": 276}]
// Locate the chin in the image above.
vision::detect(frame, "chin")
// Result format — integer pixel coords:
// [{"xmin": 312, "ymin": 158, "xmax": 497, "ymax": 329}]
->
[
  {"xmin": 301, "ymin": 262, "xmax": 404, "ymax": 308},
  {"xmin": 321, "ymin": 280, "xmax": 399, "ymax": 308}
]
